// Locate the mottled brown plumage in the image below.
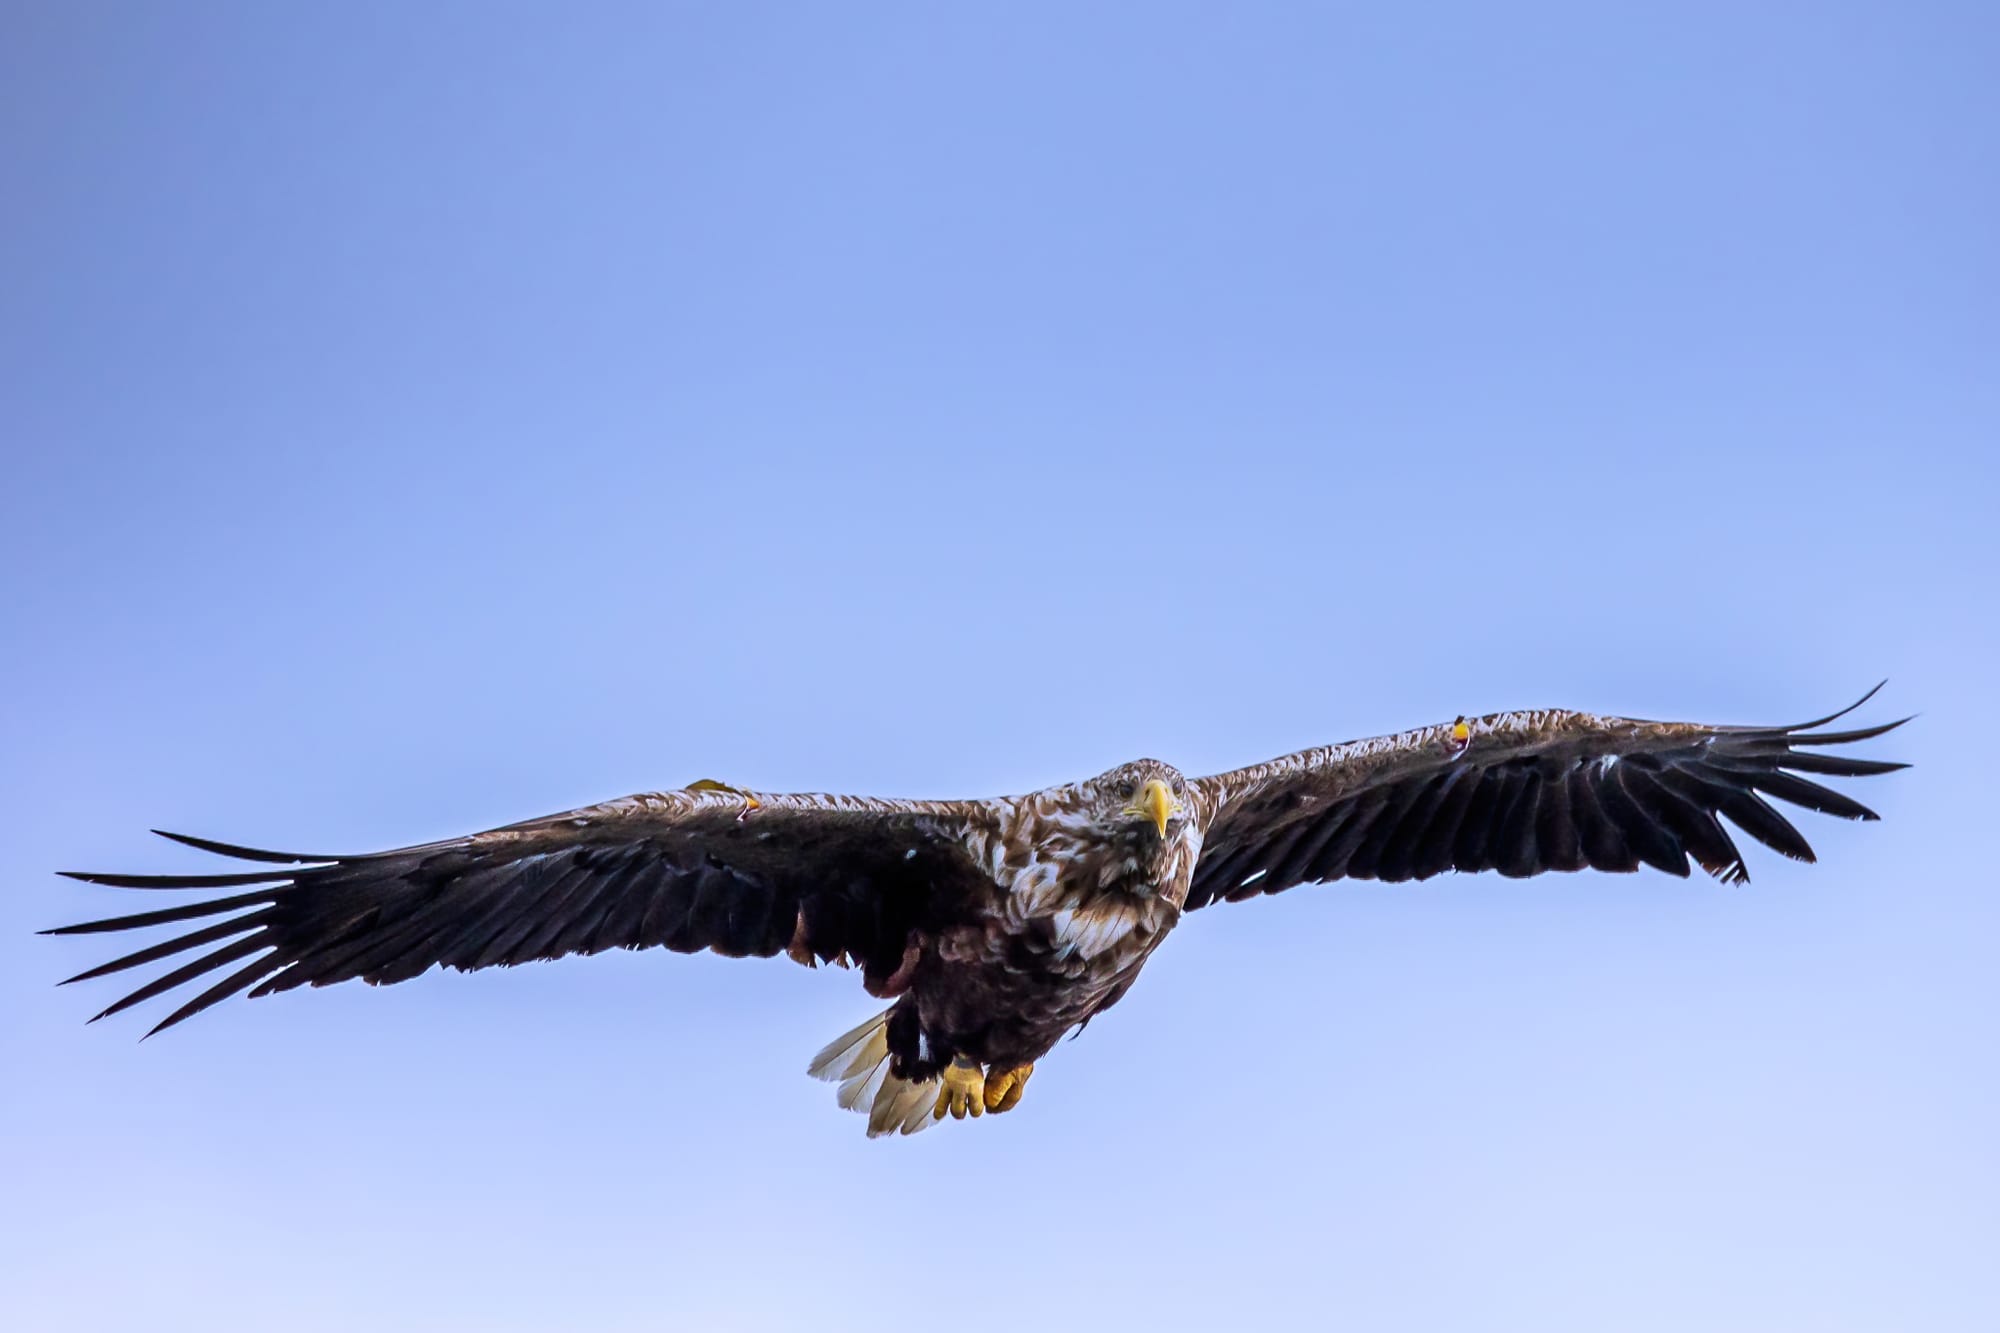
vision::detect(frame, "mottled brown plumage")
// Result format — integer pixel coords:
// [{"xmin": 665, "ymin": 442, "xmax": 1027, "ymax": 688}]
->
[{"xmin": 48, "ymin": 688, "xmax": 1906, "ymax": 1135}]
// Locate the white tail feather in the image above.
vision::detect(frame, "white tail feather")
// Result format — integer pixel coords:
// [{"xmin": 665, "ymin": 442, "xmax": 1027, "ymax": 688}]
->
[{"xmin": 807, "ymin": 1008, "xmax": 940, "ymax": 1137}]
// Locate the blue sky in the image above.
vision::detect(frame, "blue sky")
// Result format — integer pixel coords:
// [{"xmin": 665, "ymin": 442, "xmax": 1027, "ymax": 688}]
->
[{"xmin": 3, "ymin": 4, "xmax": 1994, "ymax": 1329}]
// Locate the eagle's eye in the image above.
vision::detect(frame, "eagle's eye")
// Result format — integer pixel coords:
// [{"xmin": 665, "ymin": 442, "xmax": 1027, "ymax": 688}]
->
[{"xmin": 1116, "ymin": 780, "xmax": 1137, "ymax": 799}]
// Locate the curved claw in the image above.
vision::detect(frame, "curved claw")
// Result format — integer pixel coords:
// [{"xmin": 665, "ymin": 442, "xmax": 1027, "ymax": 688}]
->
[{"xmin": 932, "ymin": 1057, "xmax": 985, "ymax": 1121}]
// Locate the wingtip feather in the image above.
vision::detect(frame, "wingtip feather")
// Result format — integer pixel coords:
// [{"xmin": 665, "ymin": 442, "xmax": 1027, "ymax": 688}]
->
[
  {"xmin": 149, "ymin": 830, "xmax": 331, "ymax": 864},
  {"xmin": 1782, "ymin": 682, "xmax": 1886, "ymax": 733}
]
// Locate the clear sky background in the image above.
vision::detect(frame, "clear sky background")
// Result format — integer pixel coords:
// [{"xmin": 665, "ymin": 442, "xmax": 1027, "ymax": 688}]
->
[{"xmin": 3, "ymin": 4, "xmax": 1994, "ymax": 1330}]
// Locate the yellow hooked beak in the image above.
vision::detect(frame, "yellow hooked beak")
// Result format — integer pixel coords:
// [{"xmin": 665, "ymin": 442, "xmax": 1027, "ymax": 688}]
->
[{"xmin": 1124, "ymin": 778, "xmax": 1178, "ymax": 837}]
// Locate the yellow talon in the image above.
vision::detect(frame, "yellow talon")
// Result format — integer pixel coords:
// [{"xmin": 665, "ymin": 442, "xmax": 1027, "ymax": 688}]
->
[
  {"xmin": 932, "ymin": 1057, "xmax": 985, "ymax": 1121},
  {"xmin": 983, "ymin": 1063, "xmax": 1034, "ymax": 1113}
]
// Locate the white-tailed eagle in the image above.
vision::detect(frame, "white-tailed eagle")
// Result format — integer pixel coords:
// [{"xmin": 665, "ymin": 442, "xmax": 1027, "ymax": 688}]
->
[{"xmin": 48, "ymin": 687, "xmax": 1906, "ymax": 1135}]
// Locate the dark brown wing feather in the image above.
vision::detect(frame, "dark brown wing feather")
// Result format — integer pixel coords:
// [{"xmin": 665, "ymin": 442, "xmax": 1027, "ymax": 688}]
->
[
  {"xmin": 46, "ymin": 789, "xmax": 996, "ymax": 1036},
  {"xmin": 1186, "ymin": 686, "xmax": 1907, "ymax": 910}
]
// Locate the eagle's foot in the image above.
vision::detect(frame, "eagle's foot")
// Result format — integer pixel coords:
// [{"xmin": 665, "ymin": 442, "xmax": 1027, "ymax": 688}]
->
[
  {"xmin": 983, "ymin": 1062, "xmax": 1033, "ymax": 1114},
  {"xmin": 932, "ymin": 1056, "xmax": 986, "ymax": 1120},
  {"xmin": 685, "ymin": 778, "xmax": 762, "ymax": 820}
]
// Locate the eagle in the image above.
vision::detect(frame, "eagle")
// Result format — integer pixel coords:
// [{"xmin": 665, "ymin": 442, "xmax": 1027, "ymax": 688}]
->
[{"xmin": 48, "ymin": 687, "xmax": 1906, "ymax": 1136}]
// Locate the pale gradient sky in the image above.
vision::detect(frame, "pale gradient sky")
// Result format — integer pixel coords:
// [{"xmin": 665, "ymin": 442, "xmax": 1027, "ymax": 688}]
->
[{"xmin": 3, "ymin": 4, "xmax": 1995, "ymax": 1331}]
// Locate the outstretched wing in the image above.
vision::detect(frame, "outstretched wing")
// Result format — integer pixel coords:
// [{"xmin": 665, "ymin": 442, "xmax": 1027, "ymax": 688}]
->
[
  {"xmin": 1186, "ymin": 686, "xmax": 1907, "ymax": 910},
  {"xmin": 47, "ymin": 787, "xmax": 999, "ymax": 1035}
]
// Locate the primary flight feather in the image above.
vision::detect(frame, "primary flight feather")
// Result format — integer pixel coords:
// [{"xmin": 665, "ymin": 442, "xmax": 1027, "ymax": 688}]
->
[{"xmin": 49, "ymin": 687, "xmax": 1907, "ymax": 1135}]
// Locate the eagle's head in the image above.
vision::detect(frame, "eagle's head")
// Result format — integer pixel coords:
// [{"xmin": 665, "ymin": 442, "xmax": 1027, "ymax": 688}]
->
[
  {"xmin": 1054, "ymin": 759, "xmax": 1202, "ymax": 902},
  {"xmin": 1011, "ymin": 760, "xmax": 1203, "ymax": 904},
  {"xmin": 1084, "ymin": 759, "xmax": 1192, "ymax": 843}
]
